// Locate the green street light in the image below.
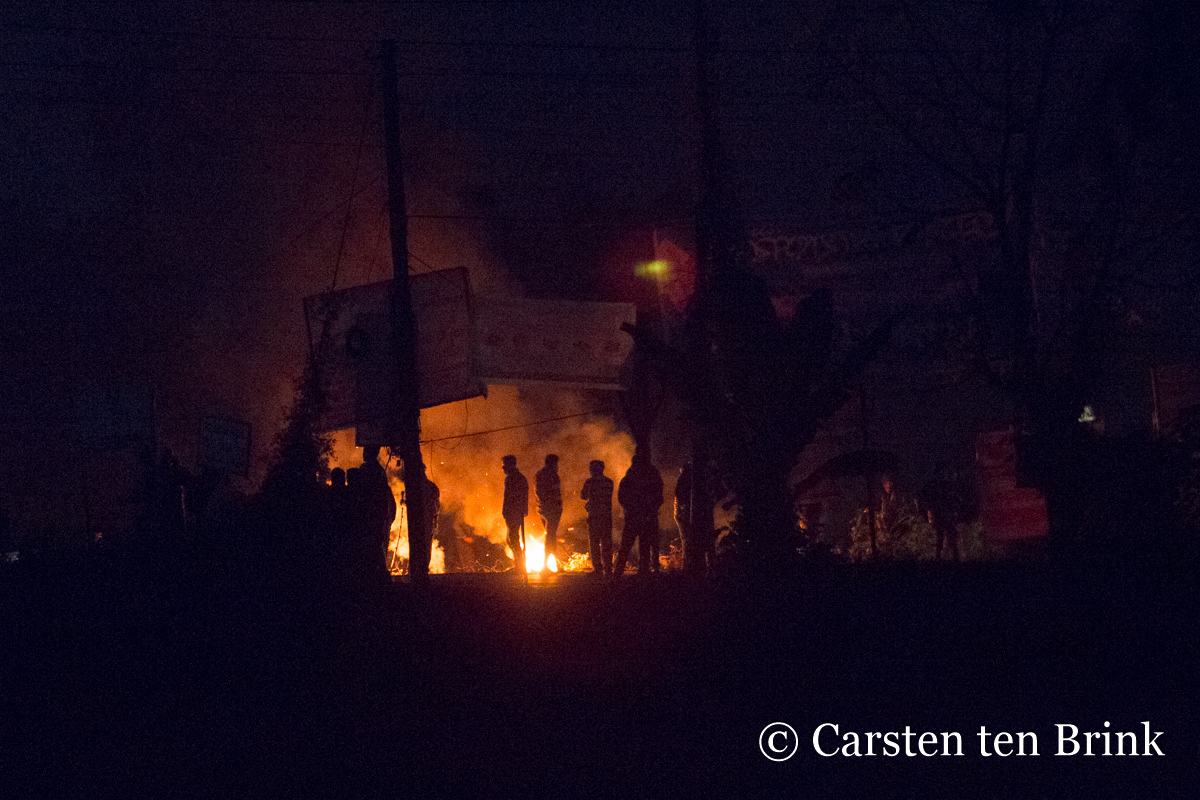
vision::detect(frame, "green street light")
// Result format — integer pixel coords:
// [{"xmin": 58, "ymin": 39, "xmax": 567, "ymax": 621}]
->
[{"xmin": 635, "ymin": 259, "xmax": 670, "ymax": 281}]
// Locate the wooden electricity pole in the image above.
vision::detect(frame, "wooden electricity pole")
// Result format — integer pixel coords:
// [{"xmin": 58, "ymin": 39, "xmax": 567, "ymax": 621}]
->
[
  {"xmin": 380, "ymin": 39, "xmax": 431, "ymax": 579},
  {"xmin": 687, "ymin": 0, "xmax": 717, "ymax": 572}
]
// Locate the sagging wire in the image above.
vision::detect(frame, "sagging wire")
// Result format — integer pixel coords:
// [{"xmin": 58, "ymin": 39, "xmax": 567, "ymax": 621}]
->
[{"xmin": 420, "ymin": 411, "xmax": 590, "ymax": 445}]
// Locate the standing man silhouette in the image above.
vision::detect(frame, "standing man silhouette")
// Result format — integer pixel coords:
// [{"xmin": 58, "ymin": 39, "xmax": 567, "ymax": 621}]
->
[
  {"xmin": 674, "ymin": 462, "xmax": 694, "ymax": 569},
  {"xmin": 536, "ymin": 454, "xmax": 563, "ymax": 574},
  {"xmin": 921, "ymin": 462, "xmax": 963, "ymax": 562},
  {"xmin": 580, "ymin": 460, "xmax": 614, "ymax": 576},
  {"xmin": 405, "ymin": 461, "xmax": 440, "ymax": 581},
  {"xmin": 616, "ymin": 450, "xmax": 664, "ymax": 576},
  {"xmin": 358, "ymin": 446, "xmax": 396, "ymax": 586},
  {"xmin": 502, "ymin": 455, "xmax": 529, "ymax": 574}
]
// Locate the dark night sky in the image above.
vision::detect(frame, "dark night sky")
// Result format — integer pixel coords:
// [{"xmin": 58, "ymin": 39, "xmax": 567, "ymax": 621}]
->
[
  {"xmin": 0, "ymin": 1, "xmax": 816, "ymax": 482},
  {"xmin": 1, "ymin": 1, "xmax": 1195, "ymax": 491}
]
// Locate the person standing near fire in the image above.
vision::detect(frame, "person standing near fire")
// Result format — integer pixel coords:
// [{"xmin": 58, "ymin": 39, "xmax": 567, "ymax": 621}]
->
[
  {"xmin": 580, "ymin": 459, "xmax": 614, "ymax": 576},
  {"xmin": 616, "ymin": 450, "xmax": 664, "ymax": 576},
  {"xmin": 404, "ymin": 461, "xmax": 440, "ymax": 581},
  {"xmin": 674, "ymin": 461, "xmax": 696, "ymax": 571},
  {"xmin": 535, "ymin": 454, "xmax": 563, "ymax": 574},
  {"xmin": 677, "ymin": 461, "xmax": 716, "ymax": 573},
  {"xmin": 320, "ymin": 467, "xmax": 348, "ymax": 559},
  {"xmin": 920, "ymin": 462, "xmax": 962, "ymax": 562},
  {"xmin": 501, "ymin": 455, "xmax": 529, "ymax": 574},
  {"xmin": 358, "ymin": 446, "xmax": 396, "ymax": 586}
]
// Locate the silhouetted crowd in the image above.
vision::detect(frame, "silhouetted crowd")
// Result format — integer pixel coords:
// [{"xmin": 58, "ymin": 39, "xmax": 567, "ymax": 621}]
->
[
  {"xmin": 322, "ymin": 446, "xmax": 397, "ymax": 586},
  {"xmin": 308, "ymin": 447, "xmax": 692, "ymax": 582},
  {"xmin": 119, "ymin": 441, "xmax": 703, "ymax": 583},
  {"xmin": 503, "ymin": 449, "xmax": 706, "ymax": 578}
]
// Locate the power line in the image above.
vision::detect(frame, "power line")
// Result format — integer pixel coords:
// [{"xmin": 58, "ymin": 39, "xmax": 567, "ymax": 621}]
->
[
  {"xmin": 407, "ymin": 251, "xmax": 439, "ymax": 273},
  {"xmin": 265, "ymin": 175, "xmax": 384, "ymax": 261},
  {"xmin": 0, "ymin": 60, "xmax": 371, "ymax": 76},
  {"xmin": 421, "ymin": 412, "xmax": 591, "ymax": 444},
  {"xmin": 0, "ymin": 19, "xmax": 1131, "ymax": 57},
  {"xmin": 404, "ymin": 213, "xmax": 695, "ymax": 227},
  {"xmin": 0, "ymin": 22, "xmax": 691, "ymax": 52},
  {"xmin": 328, "ymin": 93, "xmax": 374, "ymax": 292},
  {"xmin": 0, "ymin": 21, "xmax": 379, "ymax": 44}
]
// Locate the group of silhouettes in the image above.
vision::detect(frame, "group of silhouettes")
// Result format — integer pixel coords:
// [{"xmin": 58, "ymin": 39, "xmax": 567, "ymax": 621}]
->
[
  {"xmin": 502, "ymin": 450, "xmax": 679, "ymax": 577},
  {"xmin": 323, "ymin": 445, "xmax": 440, "ymax": 585},
  {"xmin": 326, "ymin": 446, "xmax": 707, "ymax": 582}
]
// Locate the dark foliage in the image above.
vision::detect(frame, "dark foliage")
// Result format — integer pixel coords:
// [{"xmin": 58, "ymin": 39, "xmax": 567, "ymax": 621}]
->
[
  {"xmin": 624, "ymin": 267, "xmax": 893, "ymax": 569},
  {"xmin": 255, "ymin": 356, "xmax": 332, "ymax": 557}
]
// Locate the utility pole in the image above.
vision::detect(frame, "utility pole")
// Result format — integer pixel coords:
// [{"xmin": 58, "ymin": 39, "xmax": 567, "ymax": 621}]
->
[
  {"xmin": 380, "ymin": 39, "xmax": 431, "ymax": 580},
  {"xmin": 693, "ymin": 0, "xmax": 720, "ymax": 303},
  {"xmin": 686, "ymin": 0, "xmax": 717, "ymax": 573}
]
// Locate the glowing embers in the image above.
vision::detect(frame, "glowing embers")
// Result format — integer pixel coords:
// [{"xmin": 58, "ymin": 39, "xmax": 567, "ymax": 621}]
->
[
  {"xmin": 325, "ymin": 387, "xmax": 638, "ymax": 576},
  {"xmin": 559, "ymin": 552, "xmax": 592, "ymax": 572}
]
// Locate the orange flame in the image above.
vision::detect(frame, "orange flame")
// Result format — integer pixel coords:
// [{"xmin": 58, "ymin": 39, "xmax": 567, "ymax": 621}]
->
[{"xmin": 327, "ymin": 385, "xmax": 637, "ymax": 574}]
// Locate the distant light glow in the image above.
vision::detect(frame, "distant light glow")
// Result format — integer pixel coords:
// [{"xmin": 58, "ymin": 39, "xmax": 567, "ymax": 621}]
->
[
  {"xmin": 1078, "ymin": 405, "xmax": 1096, "ymax": 423},
  {"xmin": 636, "ymin": 259, "xmax": 670, "ymax": 280}
]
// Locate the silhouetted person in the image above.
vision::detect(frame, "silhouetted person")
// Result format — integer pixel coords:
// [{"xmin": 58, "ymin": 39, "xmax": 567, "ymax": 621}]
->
[
  {"xmin": 535, "ymin": 454, "xmax": 562, "ymax": 573},
  {"xmin": 675, "ymin": 462, "xmax": 695, "ymax": 569},
  {"xmin": 921, "ymin": 462, "xmax": 963, "ymax": 561},
  {"xmin": 405, "ymin": 462, "xmax": 440, "ymax": 581},
  {"xmin": 358, "ymin": 446, "xmax": 396, "ymax": 585},
  {"xmin": 647, "ymin": 488, "xmax": 662, "ymax": 571},
  {"xmin": 616, "ymin": 451, "xmax": 664, "ymax": 575},
  {"xmin": 436, "ymin": 518, "xmax": 462, "ymax": 573},
  {"xmin": 677, "ymin": 462, "xmax": 715, "ymax": 573},
  {"xmin": 581, "ymin": 459, "xmax": 614, "ymax": 576},
  {"xmin": 318, "ymin": 467, "xmax": 347, "ymax": 555},
  {"xmin": 877, "ymin": 473, "xmax": 900, "ymax": 529},
  {"xmin": 339, "ymin": 467, "xmax": 361, "ymax": 570},
  {"xmin": 190, "ymin": 467, "xmax": 243, "ymax": 552},
  {"xmin": 502, "ymin": 455, "xmax": 529, "ymax": 574},
  {"xmin": 360, "ymin": 446, "xmax": 386, "ymax": 486},
  {"xmin": 144, "ymin": 447, "xmax": 188, "ymax": 542}
]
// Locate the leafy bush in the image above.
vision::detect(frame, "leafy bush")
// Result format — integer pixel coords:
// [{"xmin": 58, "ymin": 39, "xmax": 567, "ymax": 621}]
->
[{"xmin": 840, "ymin": 502, "xmax": 995, "ymax": 562}]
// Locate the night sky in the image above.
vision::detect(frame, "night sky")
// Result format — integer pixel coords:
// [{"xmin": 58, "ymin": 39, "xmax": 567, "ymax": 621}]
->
[{"xmin": 1, "ymin": 1, "xmax": 1195, "ymax": 487}]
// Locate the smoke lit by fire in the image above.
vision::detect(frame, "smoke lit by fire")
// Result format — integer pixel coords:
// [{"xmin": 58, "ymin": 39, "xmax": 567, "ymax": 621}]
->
[{"xmin": 326, "ymin": 384, "xmax": 636, "ymax": 573}]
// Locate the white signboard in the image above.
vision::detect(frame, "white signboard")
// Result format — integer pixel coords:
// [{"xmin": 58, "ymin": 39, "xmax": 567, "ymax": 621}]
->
[
  {"xmin": 304, "ymin": 268, "xmax": 484, "ymax": 431},
  {"xmin": 305, "ymin": 278, "xmax": 637, "ymax": 437},
  {"xmin": 474, "ymin": 297, "xmax": 636, "ymax": 389}
]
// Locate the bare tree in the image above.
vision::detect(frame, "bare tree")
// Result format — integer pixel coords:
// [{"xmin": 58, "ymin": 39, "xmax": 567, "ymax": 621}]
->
[{"xmin": 827, "ymin": 0, "xmax": 1200, "ymax": 543}]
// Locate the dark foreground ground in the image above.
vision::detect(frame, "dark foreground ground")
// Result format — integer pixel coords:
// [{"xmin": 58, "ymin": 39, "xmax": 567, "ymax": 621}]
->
[{"xmin": 1, "ymin": 548, "xmax": 1196, "ymax": 799}]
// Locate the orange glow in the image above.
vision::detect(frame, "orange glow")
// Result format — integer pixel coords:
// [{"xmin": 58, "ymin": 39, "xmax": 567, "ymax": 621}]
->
[
  {"xmin": 559, "ymin": 552, "xmax": 592, "ymax": 572},
  {"xmin": 508, "ymin": 532, "xmax": 558, "ymax": 573},
  {"xmin": 326, "ymin": 384, "xmax": 638, "ymax": 574}
]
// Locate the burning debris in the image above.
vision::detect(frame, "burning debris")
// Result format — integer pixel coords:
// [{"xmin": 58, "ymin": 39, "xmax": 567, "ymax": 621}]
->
[{"xmin": 325, "ymin": 385, "xmax": 642, "ymax": 575}]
